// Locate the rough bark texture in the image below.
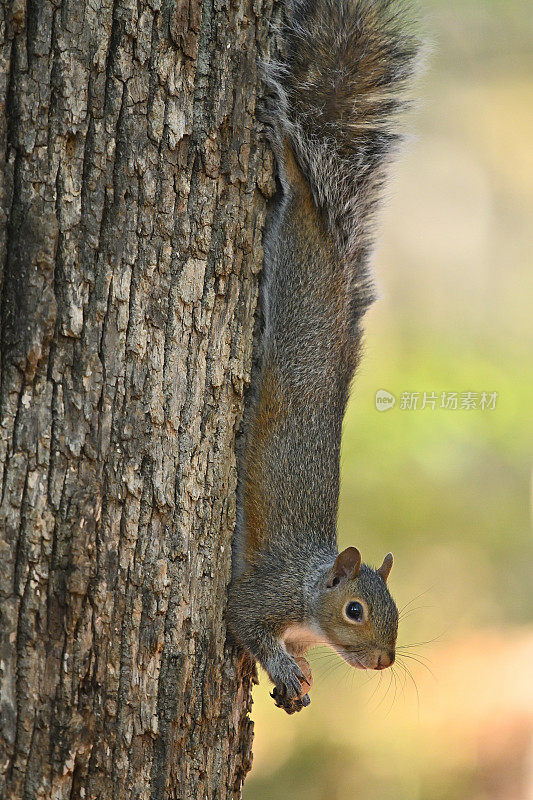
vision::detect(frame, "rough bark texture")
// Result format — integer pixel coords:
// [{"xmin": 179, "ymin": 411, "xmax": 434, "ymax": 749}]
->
[{"xmin": 0, "ymin": 0, "xmax": 277, "ymax": 797}]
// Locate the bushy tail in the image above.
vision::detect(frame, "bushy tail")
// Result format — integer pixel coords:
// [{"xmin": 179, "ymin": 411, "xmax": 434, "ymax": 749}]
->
[{"xmin": 266, "ymin": 0, "xmax": 421, "ymax": 316}]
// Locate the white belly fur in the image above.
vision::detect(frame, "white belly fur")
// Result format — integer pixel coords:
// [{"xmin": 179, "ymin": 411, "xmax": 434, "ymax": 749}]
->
[{"xmin": 282, "ymin": 623, "xmax": 326, "ymax": 656}]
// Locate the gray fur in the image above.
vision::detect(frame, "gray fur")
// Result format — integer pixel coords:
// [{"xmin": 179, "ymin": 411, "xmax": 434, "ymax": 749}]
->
[{"xmin": 227, "ymin": 0, "xmax": 420, "ymax": 713}]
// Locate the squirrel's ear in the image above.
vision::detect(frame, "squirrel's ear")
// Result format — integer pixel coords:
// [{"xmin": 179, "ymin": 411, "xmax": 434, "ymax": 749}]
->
[
  {"xmin": 377, "ymin": 553, "xmax": 393, "ymax": 582},
  {"xmin": 327, "ymin": 547, "xmax": 361, "ymax": 588}
]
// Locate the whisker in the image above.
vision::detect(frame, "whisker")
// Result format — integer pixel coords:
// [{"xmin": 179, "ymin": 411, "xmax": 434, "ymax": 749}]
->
[
  {"xmin": 398, "ymin": 587, "xmax": 433, "ymax": 616},
  {"xmin": 397, "ymin": 627, "xmax": 450, "ymax": 650},
  {"xmin": 399, "ymin": 604, "xmax": 434, "ymax": 621},
  {"xmin": 386, "ymin": 667, "xmax": 400, "ymax": 717},
  {"xmin": 364, "ymin": 669, "xmax": 383, "ymax": 710},
  {"xmin": 308, "ymin": 650, "xmax": 341, "ymax": 662},
  {"xmin": 396, "ymin": 662, "xmax": 408, "ymax": 703},
  {"xmin": 398, "ymin": 652, "xmax": 437, "ymax": 681},
  {"xmin": 372, "ymin": 667, "xmax": 394, "ymax": 713},
  {"xmin": 315, "ymin": 657, "xmax": 349, "ymax": 683},
  {"xmin": 396, "ymin": 657, "xmax": 421, "ymax": 719}
]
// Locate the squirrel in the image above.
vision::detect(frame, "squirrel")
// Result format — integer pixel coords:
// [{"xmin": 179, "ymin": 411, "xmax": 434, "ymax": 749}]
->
[{"xmin": 227, "ymin": 0, "xmax": 420, "ymax": 714}]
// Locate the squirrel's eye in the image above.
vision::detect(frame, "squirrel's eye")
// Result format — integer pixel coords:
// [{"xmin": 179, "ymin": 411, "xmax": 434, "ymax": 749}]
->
[{"xmin": 345, "ymin": 601, "xmax": 365, "ymax": 623}]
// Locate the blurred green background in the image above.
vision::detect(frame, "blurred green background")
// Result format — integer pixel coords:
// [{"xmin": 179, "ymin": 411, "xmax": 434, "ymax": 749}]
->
[{"xmin": 244, "ymin": 1, "xmax": 533, "ymax": 798}]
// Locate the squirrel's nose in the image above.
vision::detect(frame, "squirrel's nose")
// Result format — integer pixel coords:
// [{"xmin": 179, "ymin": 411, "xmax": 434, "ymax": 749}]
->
[{"xmin": 375, "ymin": 650, "xmax": 395, "ymax": 670}]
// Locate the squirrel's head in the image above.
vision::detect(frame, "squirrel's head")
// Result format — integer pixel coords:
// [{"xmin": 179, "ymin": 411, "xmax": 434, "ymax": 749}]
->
[{"xmin": 317, "ymin": 547, "xmax": 398, "ymax": 671}]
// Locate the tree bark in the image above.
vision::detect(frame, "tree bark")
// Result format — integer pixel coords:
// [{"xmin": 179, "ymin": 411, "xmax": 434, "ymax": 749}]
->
[{"xmin": 0, "ymin": 0, "xmax": 276, "ymax": 797}]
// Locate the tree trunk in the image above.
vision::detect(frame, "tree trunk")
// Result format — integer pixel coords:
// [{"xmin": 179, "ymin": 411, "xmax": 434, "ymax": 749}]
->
[{"xmin": 0, "ymin": 0, "xmax": 276, "ymax": 797}]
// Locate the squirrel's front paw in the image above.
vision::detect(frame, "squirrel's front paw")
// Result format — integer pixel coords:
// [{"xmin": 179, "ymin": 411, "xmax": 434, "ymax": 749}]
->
[
  {"xmin": 271, "ymin": 685, "xmax": 311, "ymax": 714},
  {"xmin": 266, "ymin": 652, "xmax": 312, "ymax": 714}
]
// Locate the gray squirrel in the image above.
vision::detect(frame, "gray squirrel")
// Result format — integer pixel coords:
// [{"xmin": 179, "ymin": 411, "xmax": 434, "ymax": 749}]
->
[{"xmin": 227, "ymin": 0, "xmax": 420, "ymax": 713}]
